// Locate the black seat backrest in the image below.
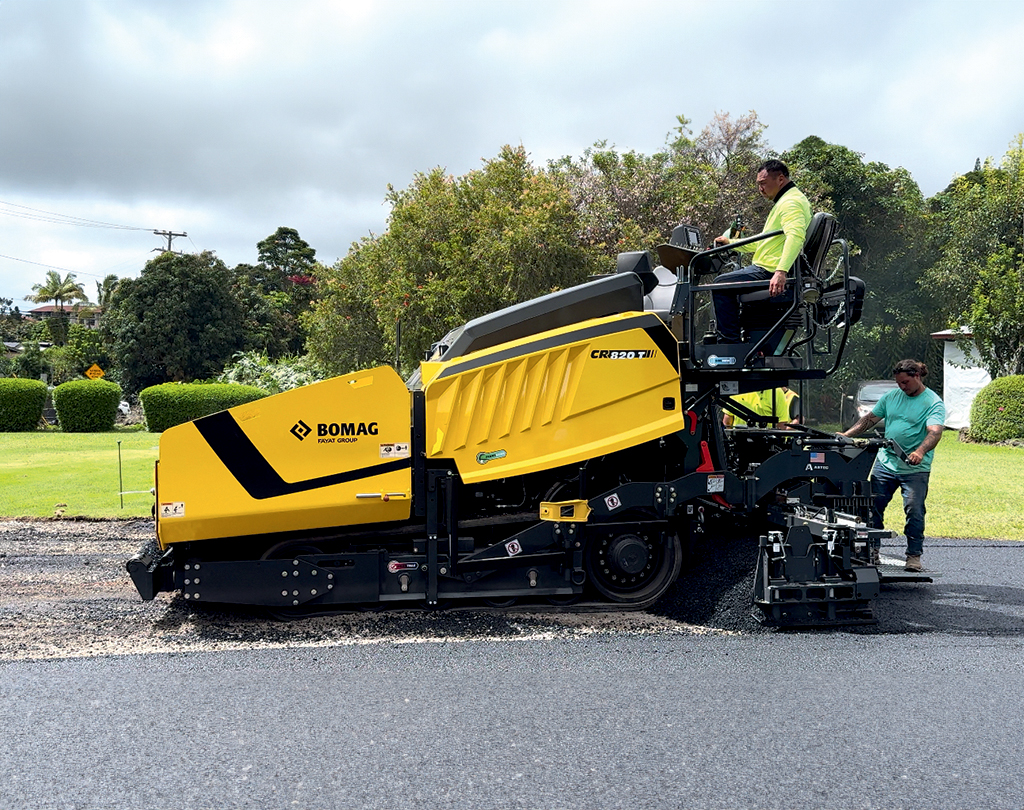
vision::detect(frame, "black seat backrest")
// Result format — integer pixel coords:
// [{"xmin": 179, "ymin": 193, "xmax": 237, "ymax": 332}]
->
[{"xmin": 800, "ymin": 212, "xmax": 838, "ymax": 277}]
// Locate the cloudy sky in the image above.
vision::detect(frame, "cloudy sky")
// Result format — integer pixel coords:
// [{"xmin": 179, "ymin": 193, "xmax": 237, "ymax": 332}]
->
[{"xmin": 2, "ymin": 0, "xmax": 1022, "ymax": 306}]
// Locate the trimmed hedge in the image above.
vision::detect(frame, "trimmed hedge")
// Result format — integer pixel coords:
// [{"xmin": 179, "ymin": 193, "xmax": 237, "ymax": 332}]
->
[
  {"xmin": 52, "ymin": 379, "xmax": 122, "ymax": 432},
  {"xmin": 140, "ymin": 383, "xmax": 268, "ymax": 432},
  {"xmin": 969, "ymin": 375, "xmax": 1024, "ymax": 443},
  {"xmin": 0, "ymin": 378, "xmax": 48, "ymax": 431}
]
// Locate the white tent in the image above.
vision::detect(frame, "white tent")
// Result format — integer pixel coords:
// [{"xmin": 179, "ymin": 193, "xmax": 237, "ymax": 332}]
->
[{"xmin": 931, "ymin": 329, "xmax": 991, "ymax": 429}]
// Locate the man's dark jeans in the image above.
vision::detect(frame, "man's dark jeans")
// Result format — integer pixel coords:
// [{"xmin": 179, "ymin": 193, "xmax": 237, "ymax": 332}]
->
[
  {"xmin": 710, "ymin": 265, "xmax": 792, "ymax": 342},
  {"xmin": 870, "ymin": 461, "xmax": 930, "ymax": 557}
]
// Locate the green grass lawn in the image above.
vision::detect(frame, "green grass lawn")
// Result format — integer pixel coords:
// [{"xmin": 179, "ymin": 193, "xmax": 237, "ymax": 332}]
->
[
  {"xmin": 1, "ymin": 429, "xmax": 1021, "ymax": 539},
  {"xmin": 0, "ymin": 429, "xmax": 160, "ymax": 518},
  {"xmin": 900, "ymin": 436, "xmax": 1024, "ymax": 541}
]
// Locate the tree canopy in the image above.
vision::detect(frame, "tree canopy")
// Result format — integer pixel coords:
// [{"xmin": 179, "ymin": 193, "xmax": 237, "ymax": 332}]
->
[
  {"xmin": 102, "ymin": 251, "xmax": 247, "ymax": 393},
  {"xmin": 782, "ymin": 136, "xmax": 932, "ymax": 394},
  {"xmin": 234, "ymin": 227, "xmax": 320, "ymax": 357},
  {"xmin": 18, "ymin": 112, "xmax": 1022, "ymax": 416},
  {"xmin": 25, "ymin": 270, "xmax": 88, "ymax": 311},
  {"xmin": 923, "ymin": 135, "xmax": 1024, "ymax": 376},
  {"xmin": 304, "ymin": 144, "xmax": 603, "ymax": 375}
]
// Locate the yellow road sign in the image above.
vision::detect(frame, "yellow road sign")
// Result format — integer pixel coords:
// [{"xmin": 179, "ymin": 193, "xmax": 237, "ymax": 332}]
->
[{"xmin": 85, "ymin": 364, "xmax": 105, "ymax": 380}]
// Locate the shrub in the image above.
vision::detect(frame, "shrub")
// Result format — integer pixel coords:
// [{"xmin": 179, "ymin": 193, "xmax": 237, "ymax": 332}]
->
[
  {"xmin": 52, "ymin": 379, "xmax": 122, "ymax": 432},
  {"xmin": 217, "ymin": 350, "xmax": 324, "ymax": 395},
  {"xmin": 969, "ymin": 375, "xmax": 1024, "ymax": 443},
  {"xmin": 0, "ymin": 378, "xmax": 48, "ymax": 431},
  {"xmin": 140, "ymin": 382, "xmax": 268, "ymax": 432}
]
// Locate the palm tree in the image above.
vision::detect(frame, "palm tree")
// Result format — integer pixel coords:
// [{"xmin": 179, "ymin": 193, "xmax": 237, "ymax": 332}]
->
[
  {"xmin": 95, "ymin": 274, "xmax": 120, "ymax": 308},
  {"xmin": 26, "ymin": 270, "xmax": 88, "ymax": 311}
]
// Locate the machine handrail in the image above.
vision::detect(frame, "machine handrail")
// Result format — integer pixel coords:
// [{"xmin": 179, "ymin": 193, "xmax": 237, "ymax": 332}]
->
[{"xmin": 683, "ymin": 229, "xmax": 784, "ymax": 280}]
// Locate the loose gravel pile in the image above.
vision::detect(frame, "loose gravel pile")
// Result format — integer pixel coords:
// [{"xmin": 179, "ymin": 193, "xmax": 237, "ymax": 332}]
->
[
  {"xmin": 653, "ymin": 531, "xmax": 766, "ymax": 634},
  {"xmin": 0, "ymin": 519, "xmax": 766, "ymax": 662}
]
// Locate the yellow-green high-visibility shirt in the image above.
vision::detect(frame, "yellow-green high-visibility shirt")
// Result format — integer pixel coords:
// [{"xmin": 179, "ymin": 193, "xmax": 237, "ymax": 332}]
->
[{"xmin": 731, "ymin": 183, "xmax": 812, "ymax": 275}]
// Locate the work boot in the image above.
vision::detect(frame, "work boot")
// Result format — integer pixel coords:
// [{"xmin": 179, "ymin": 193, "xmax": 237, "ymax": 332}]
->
[{"xmin": 905, "ymin": 554, "xmax": 923, "ymax": 572}]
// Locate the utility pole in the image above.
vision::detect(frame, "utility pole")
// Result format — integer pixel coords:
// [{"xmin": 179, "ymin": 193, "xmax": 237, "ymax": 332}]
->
[{"xmin": 153, "ymin": 230, "xmax": 188, "ymax": 254}]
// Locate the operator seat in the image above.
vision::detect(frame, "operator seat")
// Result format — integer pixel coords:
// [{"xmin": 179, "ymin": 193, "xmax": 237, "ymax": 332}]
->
[
  {"xmin": 730, "ymin": 212, "xmax": 838, "ymax": 356},
  {"xmin": 736, "ymin": 212, "xmax": 837, "ymax": 306}
]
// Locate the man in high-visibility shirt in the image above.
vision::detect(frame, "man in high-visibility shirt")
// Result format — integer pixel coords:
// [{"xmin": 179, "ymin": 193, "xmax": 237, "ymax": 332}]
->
[
  {"xmin": 782, "ymin": 386, "xmax": 801, "ymax": 426},
  {"xmin": 711, "ymin": 160, "xmax": 812, "ymax": 343},
  {"xmin": 722, "ymin": 388, "xmax": 793, "ymax": 428}
]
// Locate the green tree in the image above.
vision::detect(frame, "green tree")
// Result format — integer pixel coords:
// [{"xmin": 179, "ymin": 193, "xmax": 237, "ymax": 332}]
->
[
  {"xmin": 42, "ymin": 345, "xmax": 81, "ymax": 385},
  {"xmin": 95, "ymin": 274, "xmax": 120, "ymax": 309},
  {"xmin": 960, "ymin": 245, "xmax": 1024, "ymax": 376},
  {"xmin": 548, "ymin": 112, "xmax": 772, "ymax": 259},
  {"xmin": 1, "ymin": 297, "xmax": 25, "ymax": 342},
  {"xmin": 782, "ymin": 136, "xmax": 933, "ymax": 415},
  {"xmin": 230, "ymin": 268, "xmax": 301, "ymax": 357},
  {"xmin": 12, "ymin": 341, "xmax": 45, "ymax": 379},
  {"xmin": 305, "ymin": 145, "xmax": 603, "ymax": 375},
  {"xmin": 25, "ymin": 270, "xmax": 88, "ymax": 311},
  {"xmin": 549, "ymin": 140, "xmax": 675, "ymax": 258},
  {"xmin": 24, "ymin": 271, "xmax": 89, "ymax": 347},
  {"xmin": 924, "ymin": 134, "xmax": 1024, "ymax": 376},
  {"xmin": 64, "ymin": 323, "xmax": 110, "ymax": 373},
  {"xmin": 665, "ymin": 111, "xmax": 773, "ymax": 240},
  {"xmin": 235, "ymin": 228, "xmax": 320, "ymax": 357},
  {"xmin": 102, "ymin": 251, "xmax": 247, "ymax": 393},
  {"xmin": 256, "ymin": 226, "xmax": 317, "ymax": 288}
]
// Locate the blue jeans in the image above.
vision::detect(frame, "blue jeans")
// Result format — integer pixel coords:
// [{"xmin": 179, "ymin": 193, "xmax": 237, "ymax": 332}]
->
[
  {"xmin": 710, "ymin": 265, "xmax": 792, "ymax": 342},
  {"xmin": 870, "ymin": 462, "xmax": 930, "ymax": 557}
]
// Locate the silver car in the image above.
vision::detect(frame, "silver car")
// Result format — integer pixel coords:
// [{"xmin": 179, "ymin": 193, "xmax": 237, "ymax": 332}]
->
[{"xmin": 841, "ymin": 379, "xmax": 898, "ymax": 431}]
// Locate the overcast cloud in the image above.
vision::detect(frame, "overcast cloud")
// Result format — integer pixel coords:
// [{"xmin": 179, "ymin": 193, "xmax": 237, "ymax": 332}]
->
[{"xmin": 2, "ymin": 0, "xmax": 1023, "ymax": 304}]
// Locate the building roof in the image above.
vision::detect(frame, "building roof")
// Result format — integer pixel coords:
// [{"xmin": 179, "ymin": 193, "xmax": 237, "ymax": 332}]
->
[{"xmin": 930, "ymin": 327, "xmax": 973, "ymax": 340}]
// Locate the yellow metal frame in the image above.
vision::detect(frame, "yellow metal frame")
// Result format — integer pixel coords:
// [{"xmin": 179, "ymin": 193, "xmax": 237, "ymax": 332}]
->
[{"xmin": 539, "ymin": 500, "xmax": 592, "ymax": 523}]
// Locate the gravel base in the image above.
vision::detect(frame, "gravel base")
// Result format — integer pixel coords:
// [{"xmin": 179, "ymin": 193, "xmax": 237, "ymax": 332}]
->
[{"xmin": 1, "ymin": 519, "xmax": 766, "ymax": 662}]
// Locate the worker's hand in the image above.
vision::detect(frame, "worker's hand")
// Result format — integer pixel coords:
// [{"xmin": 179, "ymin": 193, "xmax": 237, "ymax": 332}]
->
[
  {"xmin": 907, "ymin": 449, "xmax": 924, "ymax": 465},
  {"xmin": 769, "ymin": 270, "xmax": 787, "ymax": 297},
  {"xmin": 714, "ymin": 235, "xmax": 730, "ymax": 246}
]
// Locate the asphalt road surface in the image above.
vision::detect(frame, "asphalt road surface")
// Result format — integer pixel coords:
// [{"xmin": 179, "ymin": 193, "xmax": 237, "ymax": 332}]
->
[{"xmin": 2, "ymin": 532, "xmax": 1022, "ymax": 809}]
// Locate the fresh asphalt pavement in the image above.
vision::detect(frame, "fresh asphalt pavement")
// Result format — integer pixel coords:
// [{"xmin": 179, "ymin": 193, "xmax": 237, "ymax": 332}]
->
[{"xmin": 2, "ymin": 538, "xmax": 1023, "ymax": 810}]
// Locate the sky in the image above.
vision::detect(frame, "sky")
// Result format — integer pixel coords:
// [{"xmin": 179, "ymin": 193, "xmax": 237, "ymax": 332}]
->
[{"xmin": 2, "ymin": 0, "xmax": 1023, "ymax": 306}]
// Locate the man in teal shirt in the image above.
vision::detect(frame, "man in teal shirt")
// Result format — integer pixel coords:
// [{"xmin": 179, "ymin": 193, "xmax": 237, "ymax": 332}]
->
[
  {"xmin": 841, "ymin": 359, "xmax": 945, "ymax": 571},
  {"xmin": 712, "ymin": 159, "xmax": 812, "ymax": 343}
]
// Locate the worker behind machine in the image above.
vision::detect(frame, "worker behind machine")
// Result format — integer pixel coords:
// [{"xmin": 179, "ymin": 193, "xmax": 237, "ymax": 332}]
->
[
  {"xmin": 710, "ymin": 160, "xmax": 812, "ymax": 343},
  {"xmin": 723, "ymin": 387, "xmax": 796, "ymax": 428},
  {"xmin": 782, "ymin": 385, "xmax": 801, "ymax": 426}
]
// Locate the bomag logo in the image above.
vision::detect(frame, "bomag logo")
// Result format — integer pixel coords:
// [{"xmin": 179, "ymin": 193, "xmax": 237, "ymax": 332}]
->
[
  {"xmin": 318, "ymin": 422, "xmax": 378, "ymax": 437},
  {"xmin": 590, "ymin": 349, "xmax": 657, "ymax": 359},
  {"xmin": 316, "ymin": 421, "xmax": 378, "ymax": 444},
  {"xmin": 292, "ymin": 420, "xmax": 379, "ymax": 443}
]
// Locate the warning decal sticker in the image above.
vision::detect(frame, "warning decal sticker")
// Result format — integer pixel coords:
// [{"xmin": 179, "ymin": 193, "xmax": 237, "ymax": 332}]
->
[
  {"xmin": 160, "ymin": 502, "xmax": 185, "ymax": 518},
  {"xmin": 380, "ymin": 443, "xmax": 411, "ymax": 459}
]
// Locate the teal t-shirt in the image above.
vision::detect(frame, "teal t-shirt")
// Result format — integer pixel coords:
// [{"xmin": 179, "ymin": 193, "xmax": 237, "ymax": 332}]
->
[{"xmin": 872, "ymin": 386, "xmax": 945, "ymax": 474}]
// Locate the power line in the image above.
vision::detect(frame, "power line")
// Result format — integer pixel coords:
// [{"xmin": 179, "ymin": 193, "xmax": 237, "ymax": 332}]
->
[
  {"xmin": 0, "ymin": 198, "xmax": 190, "ymax": 263},
  {"xmin": 0, "ymin": 199, "xmax": 152, "ymax": 231},
  {"xmin": 0, "ymin": 253, "xmax": 83, "ymax": 275},
  {"xmin": 0, "ymin": 251, "xmax": 150, "ymax": 281}
]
